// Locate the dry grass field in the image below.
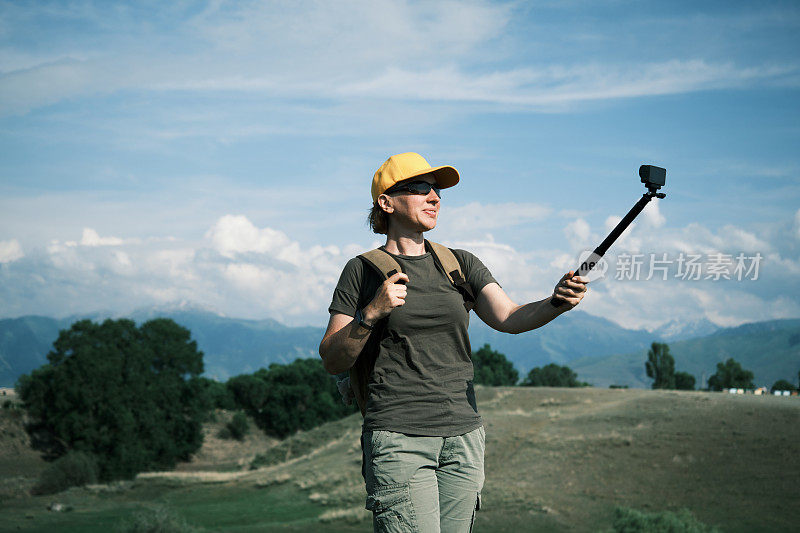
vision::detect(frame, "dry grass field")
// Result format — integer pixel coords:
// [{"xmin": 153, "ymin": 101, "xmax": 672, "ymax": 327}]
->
[{"xmin": 1, "ymin": 386, "xmax": 798, "ymax": 532}]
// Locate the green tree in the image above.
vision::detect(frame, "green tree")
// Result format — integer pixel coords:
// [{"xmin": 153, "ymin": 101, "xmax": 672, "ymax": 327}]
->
[
  {"xmin": 197, "ymin": 377, "xmax": 237, "ymax": 410},
  {"xmin": 17, "ymin": 318, "xmax": 210, "ymax": 481},
  {"xmin": 674, "ymin": 371, "xmax": 696, "ymax": 391},
  {"xmin": 707, "ymin": 358, "xmax": 755, "ymax": 391},
  {"xmin": 770, "ymin": 379, "xmax": 796, "ymax": 393},
  {"xmin": 227, "ymin": 358, "xmax": 354, "ymax": 438},
  {"xmin": 471, "ymin": 344, "xmax": 519, "ymax": 386},
  {"xmin": 645, "ymin": 342, "xmax": 676, "ymax": 389},
  {"xmin": 522, "ymin": 363, "xmax": 585, "ymax": 387}
]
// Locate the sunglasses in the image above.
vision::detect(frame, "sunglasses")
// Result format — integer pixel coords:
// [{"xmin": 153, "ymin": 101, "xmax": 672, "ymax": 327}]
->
[{"xmin": 386, "ymin": 180, "xmax": 442, "ymax": 198}]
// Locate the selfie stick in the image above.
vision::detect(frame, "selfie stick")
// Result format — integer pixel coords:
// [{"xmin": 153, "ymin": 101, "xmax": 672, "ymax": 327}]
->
[{"xmin": 550, "ymin": 164, "xmax": 667, "ymax": 308}]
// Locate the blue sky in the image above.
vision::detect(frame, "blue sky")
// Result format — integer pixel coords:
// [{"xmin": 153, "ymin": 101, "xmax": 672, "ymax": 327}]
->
[{"xmin": 1, "ymin": 0, "xmax": 799, "ymax": 329}]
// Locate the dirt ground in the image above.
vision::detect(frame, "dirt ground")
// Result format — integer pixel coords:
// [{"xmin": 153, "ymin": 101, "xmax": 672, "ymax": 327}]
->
[
  {"xmin": 1, "ymin": 387, "xmax": 798, "ymax": 532},
  {"xmin": 473, "ymin": 386, "xmax": 799, "ymax": 532}
]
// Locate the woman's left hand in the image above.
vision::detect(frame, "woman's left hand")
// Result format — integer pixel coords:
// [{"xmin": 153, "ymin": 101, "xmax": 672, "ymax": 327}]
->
[{"xmin": 552, "ymin": 271, "xmax": 589, "ymax": 309}]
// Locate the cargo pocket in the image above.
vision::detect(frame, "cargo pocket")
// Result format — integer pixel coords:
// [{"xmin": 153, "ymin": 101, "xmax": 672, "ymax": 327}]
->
[{"xmin": 365, "ymin": 482, "xmax": 417, "ymax": 533}]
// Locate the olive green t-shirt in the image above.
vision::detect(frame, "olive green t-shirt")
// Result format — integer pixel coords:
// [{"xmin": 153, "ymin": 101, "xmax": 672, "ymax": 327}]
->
[{"xmin": 328, "ymin": 245, "xmax": 497, "ymax": 436}]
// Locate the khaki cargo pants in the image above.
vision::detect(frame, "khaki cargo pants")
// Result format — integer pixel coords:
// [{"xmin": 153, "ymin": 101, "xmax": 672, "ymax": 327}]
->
[{"xmin": 361, "ymin": 426, "xmax": 485, "ymax": 533}]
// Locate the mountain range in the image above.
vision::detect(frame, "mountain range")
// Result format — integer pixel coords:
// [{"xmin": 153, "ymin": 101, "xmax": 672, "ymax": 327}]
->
[
  {"xmin": 570, "ymin": 318, "xmax": 800, "ymax": 389},
  {"xmin": 1, "ymin": 306, "xmax": 797, "ymax": 389}
]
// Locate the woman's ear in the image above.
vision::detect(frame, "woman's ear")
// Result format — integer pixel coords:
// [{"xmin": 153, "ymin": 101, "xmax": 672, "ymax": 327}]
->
[{"xmin": 377, "ymin": 194, "xmax": 394, "ymax": 214}]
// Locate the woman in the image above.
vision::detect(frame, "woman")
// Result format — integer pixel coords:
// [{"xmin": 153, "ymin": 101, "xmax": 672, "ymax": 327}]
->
[{"xmin": 319, "ymin": 152, "xmax": 588, "ymax": 532}]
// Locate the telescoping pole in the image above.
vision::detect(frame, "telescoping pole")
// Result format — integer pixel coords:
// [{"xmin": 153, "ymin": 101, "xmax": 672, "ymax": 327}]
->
[{"xmin": 550, "ymin": 165, "xmax": 666, "ymax": 308}]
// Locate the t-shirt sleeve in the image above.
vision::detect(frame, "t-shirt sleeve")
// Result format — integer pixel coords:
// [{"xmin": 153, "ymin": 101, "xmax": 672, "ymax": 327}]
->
[
  {"xmin": 328, "ymin": 257, "xmax": 365, "ymax": 317},
  {"xmin": 452, "ymin": 249, "xmax": 499, "ymax": 296}
]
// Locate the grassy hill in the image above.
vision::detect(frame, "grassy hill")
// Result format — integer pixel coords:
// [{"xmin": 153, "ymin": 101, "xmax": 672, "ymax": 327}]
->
[
  {"xmin": 571, "ymin": 318, "xmax": 800, "ymax": 389},
  {"xmin": 2, "ymin": 387, "xmax": 798, "ymax": 532}
]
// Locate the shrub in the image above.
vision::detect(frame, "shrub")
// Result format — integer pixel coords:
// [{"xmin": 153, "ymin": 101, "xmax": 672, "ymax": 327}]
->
[
  {"xmin": 228, "ymin": 358, "xmax": 355, "ymax": 438},
  {"xmin": 609, "ymin": 507, "xmax": 719, "ymax": 533},
  {"xmin": 225, "ymin": 411, "xmax": 250, "ymax": 441},
  {"xmin": 770, "ymin": 379, "xmax": 797, "ymax": 393},
  {"xmin": 522, "ymin": 363, "xmax": 588, "ymax": 387},
  {"xmin": 2, "ymin": 399, "xmax": 23, "ymax": 413},
  {"xmin": 33, "ymin": 451, "xmax": 99, "ymax": 495},
  {"xmin": 471, "ymin": 344, "xmax": 519, "ymax": 386},
  {"xmin": 117, "ymin": 506, "xmax": 201, "ymax": 533}
]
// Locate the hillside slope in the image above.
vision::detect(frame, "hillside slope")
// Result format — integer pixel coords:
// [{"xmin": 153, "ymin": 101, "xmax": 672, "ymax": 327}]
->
[
  {"xmin": 3, "ymin": 387, "xmax": 796, "ymax": 532},
  {"xmin": 240, "ymin": 386, "xmax": 797, "ymax": 532}
]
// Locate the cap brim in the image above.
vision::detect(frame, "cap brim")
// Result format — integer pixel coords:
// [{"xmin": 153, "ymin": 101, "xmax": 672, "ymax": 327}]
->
[{"xmin": 406, "ymin": 165, "xmax": 460, "ymax": 189}]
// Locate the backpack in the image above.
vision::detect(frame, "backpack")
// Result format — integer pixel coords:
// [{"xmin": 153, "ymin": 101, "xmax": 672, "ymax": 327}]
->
[{"xmin": 343, "ymin": 240, "xmax": 476, "ymax": 416}]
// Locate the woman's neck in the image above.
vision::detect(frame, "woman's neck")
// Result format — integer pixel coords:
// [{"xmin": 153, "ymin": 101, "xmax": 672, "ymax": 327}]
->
[{"xmin": 384, "ymin": 231, "xmax": 426, "ymax": 256}]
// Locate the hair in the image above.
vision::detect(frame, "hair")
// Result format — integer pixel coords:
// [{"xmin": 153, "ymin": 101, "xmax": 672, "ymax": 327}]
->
[{"xmin": 368, "ymin": 201, "xmax": 390, "ymax": 234}]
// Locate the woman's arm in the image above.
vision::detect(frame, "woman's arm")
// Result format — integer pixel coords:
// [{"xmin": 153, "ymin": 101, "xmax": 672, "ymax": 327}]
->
[
  {"xmin": 318, "ymin": 312, "xmax": 373, "ymax": 375},
  {"xmin": 474, "ymin": 272, "xmax": 589, "ymax": 334},
  {"xmin": 318, "ymin": 271, "xmax": 409, "ymax": 374}
]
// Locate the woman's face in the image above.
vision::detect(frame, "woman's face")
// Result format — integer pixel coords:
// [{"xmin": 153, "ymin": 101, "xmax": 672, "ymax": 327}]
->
[{"xmin": 382, "ymin": 174, "xmax": 440, "ymax": 234}]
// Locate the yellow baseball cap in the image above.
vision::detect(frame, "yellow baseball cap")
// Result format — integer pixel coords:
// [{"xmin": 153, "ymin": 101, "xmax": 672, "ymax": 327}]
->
[{"xmin": 371, "ymin": 152, "xmax": 460, "ymax": 202}]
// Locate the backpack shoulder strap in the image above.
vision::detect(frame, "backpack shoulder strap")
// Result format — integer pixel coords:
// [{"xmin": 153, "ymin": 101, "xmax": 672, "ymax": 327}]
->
[
  {"xmin": 349, "ymin": 247, "xmax": 400, "ymax": 417},
  {"xmin": 426, "ymin": 240, "xmax": 461, "ymax": 285},
  {"xmin": 426, "ymin": 240, "xmax": 476, "ymax": 310},
  {"xmin": 358, "ymin": 248, "xmax": 403, "ymax": 280}
]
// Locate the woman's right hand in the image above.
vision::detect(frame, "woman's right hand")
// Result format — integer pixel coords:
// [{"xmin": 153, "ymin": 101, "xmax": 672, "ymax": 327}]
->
[{"xmin": 363, "ymin": 272, "xmax": 409, "ymax": 324}]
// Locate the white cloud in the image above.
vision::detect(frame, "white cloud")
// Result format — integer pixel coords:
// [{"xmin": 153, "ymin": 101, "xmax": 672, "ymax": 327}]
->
[
  {"xmin": 655, "ymin": 223, "xmax": 771, "ymax": 256},
  {"xmin": 337, "ymin": 61, "xmax": 796, "ymax": 108},
  {"xmin": 0, "ymin": 1, "xmax": 514, "ymax": 115},
  {"xmin": 0, "ymin": 239, "xmax": 23, "ymax": 263},
  {"xmin": 564, "ymin": 218, "xmax": 592, "ymax": 248},
  {"xmin": 642, "ymin": 200, "xmax": 666, "ymax": 229},
  {"xmin": 442, "ymin": 202, "xmax": 552, "ymax": 232},
  {"xmin": 578, "ymin": 275, "xmax": 800, "ymax": 331},
  {"xmin": 1, "ymin": 208, "xmax": 798, "ymax": 331},
  {"xmin": 0, "ymin": 217, "xmax": 358, "ymax": 325},
  {"xmin": 447, "ymin": 235, "xmax": 551, "ymax": 301},
  {"xmin": 205, "ymin": 215, "xmax": 293, "ymax": 259},
  {"xmin": 79, "ymin": 228, "xmax": 125, "ymax": 246},
  {"xmin": 451, "ymin": 207, "xmax": 800, "ymax": 330},
  {"xmin": 1, "ymin": 3, "xmax": 796, "ymax": 116}
]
